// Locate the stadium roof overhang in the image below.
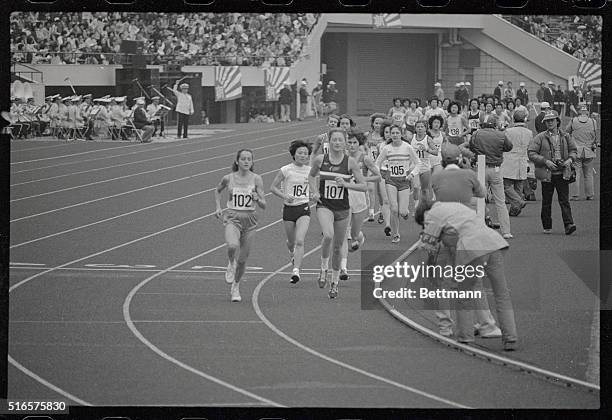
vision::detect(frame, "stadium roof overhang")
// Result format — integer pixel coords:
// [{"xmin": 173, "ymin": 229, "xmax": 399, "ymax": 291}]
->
[{"xmin": 325, "ymin": 13, "xmax": 486, "ymax": 31}]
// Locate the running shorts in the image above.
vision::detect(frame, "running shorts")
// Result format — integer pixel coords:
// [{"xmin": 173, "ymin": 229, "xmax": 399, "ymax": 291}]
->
[
  {"xmin": 348, "ymin": 189, "xmax": 368, "ymax": 214},
  {"xmin": 283, "ymin": 204, "xmax": 311, "ymax": 222},
  {"xmin": 316, "ymin": 205, "xmax": 350, "ymax": 221},
  {"xmin": 223, "ymin": 209, "xmax": 258, "ymax": 234},
  {"xmin": 384, "ymin": 173, "xmax": 412, "ymax": 191}
]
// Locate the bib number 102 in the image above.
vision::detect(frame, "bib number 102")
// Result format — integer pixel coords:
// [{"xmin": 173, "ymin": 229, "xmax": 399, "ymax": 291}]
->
[{"xmin": 232, "ymin": 193, "xmax": 253, "ymax": 208}]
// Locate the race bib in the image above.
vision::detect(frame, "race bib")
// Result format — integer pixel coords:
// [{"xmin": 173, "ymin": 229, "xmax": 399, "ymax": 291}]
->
[
  {"xmin": 469, "ymin": 119, "xmax": 479, "ymax": 130},
  {"xmin": 388, "ymin": 162, "xmax": 406, "ymax": 177},
  {"xmin": 230, "ymin": 187, "xmax": 254, "ymax": 210},
  {"xmin": 289, "ymin": 181, "xmax": 309, "ymax": 199},
  {"xmin": 323, "ymin": 180, "xmax": 345, "ymax": 200},
  {"xmin": 406, "ymin": 116, "xmax": 417, "ymax": 126},
  {"xmin": 322, "ymin": 142, "xmax": 330, "ymax": 154},
  {"xmin": 393, "ymin": 113, "xmax": 404, "ymax": 123},
  {"xmin": 370, "ymin": 146, "xmax": 379, "ymax": 160},
  {"xmin": 449, "ymin": 126, "xmax": 461, "ymax": 137}
]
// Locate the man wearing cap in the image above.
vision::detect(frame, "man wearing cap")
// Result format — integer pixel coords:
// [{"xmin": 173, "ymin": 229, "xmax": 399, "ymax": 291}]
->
[
  {"xmin": 501, "ymin": 109, "xmax": 532, "ymax": 216},
  {"xmin": 39, "ymin": 95, "xmax": 53, "ymax": 135},
  {"xmin": 133, "ymin": 98, "xmax": 155, "ymax": 143},
  {"xmin": 503, "ymin": 81, "xmax": 515, "ymax": 101},
  {"xmin": 298, "ymin": 79, "xmax": 309, "ymax": 121},
  {"xmin": 279, "ymin": 82, "xmax": 293, "ymax": 123},
  {"xmin": 172, "ymin": 80, "xmax": 194, "ymax": 139},
  {"xmin": 81, "ymin": 94, "xmax": 95, "ymax": 140},
  {"xmin": 434, "ymin": 82, "xmax": 444, "ymax": 101},
  {"xmin": 535, "ymin": 101, "xmax": 551, "ymax": 133},
  {"xmin": 58, "ymin": 96, "xmax": 71, "ymax": 138},
  {"xmin": 469, "ymin": 113, "xmax": 514, "ymax": 239},
  {"xmin": 94, "ymin": 97, "xmax": 111, "ymax": 139},
  {"xmin": 429, "ymin": 143, "xmax": 502, "ymax": 339},
  {"xmin": 147, "ymin": 96, "xmax": 164, "ymax": 137},
  {"xmin": 493, "ymin": 81, "xmax": 503, "ymax": 101},
  {"xmin": 567, "ymin": 84, "xmax": 582, "ymax": 118},
  {"xmin": 516, "ymin": 82, "xmax": 529, "ymax": 105},
  {"xmin": 48, "ymin": 95, "xmax": 61, "ymax": 137},
  {"xmin": 528, "ymin": 110, "xmax": 577, "ymax": 235},
  {"xmin": 109, "ymin": 97, "xmax": 126, "ymax": 140},
  {"xmin": 566, "ymin": 104, "xmax": 598, "ymax": 201}
]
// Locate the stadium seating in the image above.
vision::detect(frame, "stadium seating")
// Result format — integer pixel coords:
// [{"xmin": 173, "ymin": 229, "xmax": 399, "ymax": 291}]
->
[
  {"xmin": 502, "ymin": 15, "xmax": 602, "ymax": 64},
  {"xmin": 10, "ymin": 12, "xmax": 320, "ymax": 66}
]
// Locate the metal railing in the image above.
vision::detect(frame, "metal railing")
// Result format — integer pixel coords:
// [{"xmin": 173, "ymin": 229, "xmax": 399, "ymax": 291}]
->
[{"xmin": 11, "ymin": 62, "xmax": 44, "ymax": 83}]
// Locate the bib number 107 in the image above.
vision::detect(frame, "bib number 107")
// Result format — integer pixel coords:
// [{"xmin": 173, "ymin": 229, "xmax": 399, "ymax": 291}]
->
[{"xmin": 324, "ymin": 183, "xmax": 344, "ymax": 199}]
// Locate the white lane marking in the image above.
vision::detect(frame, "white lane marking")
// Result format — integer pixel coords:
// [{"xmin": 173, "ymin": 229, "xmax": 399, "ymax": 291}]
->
[
  {"xmin": 191, "ymin": 265, "xmax": 263, "ymax": 270},
  {"xmin": 11, "ymin": 320, "xmax": 263, "ymax": 324},
  {"xmin": 11, "ymin": 124, "xmax": 318, "ymax": 186},
  {"xmin": 10, "ymin": 121, "xmax": 317, "ymax": 174},
  {"xmin": 8, "ymin": 266, "xmax": 332, "ymax": 276},
  {"xmin": 10, "ymin": 262, "xmax": 46, "ymax": 266},
  {"xmin": 379, "ymin": 242, "xmax": 601, "ymax": 393},
  {"xmin": 251, "ymin": 246, "xmax": 471, "ymax": 409},
  {"xmin": 11, "ymin": 142, "xmax": 81, "ymax": 153},
  {"xmin": 122, "ymin": 218, "xmax": 287, "ymax": 407},
  {"xmin": 10, "ymin": 171, "xmax": 278, "ymax": 248},
  {"xmin": 10, "ymin": 143, "xmax": 142, "ymax": 165},
  {"xmin": 9, "ymin": 197, "xmax": 282, "ymax": 406},
  {"xmin": 10, "ymin": 153, "xmax": 283, "ymax": 223},
  {"xmin": 7, "ymin": 355, "xmax": 92, "ymax": 406}
]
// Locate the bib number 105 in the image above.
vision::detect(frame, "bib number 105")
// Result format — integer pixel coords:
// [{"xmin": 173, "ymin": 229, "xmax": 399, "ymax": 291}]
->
[{"xmin": 389, "ymin": 164, "xmax": 405, "ymax": 177}]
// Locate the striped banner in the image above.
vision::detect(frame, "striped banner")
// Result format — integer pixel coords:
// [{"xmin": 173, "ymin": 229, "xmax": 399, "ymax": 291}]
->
[
  {"xmin": 264, "ymin": 67, "xmax": 291, "ymax": 102},
  {"xmin": 372, "ymin": 14, "xmax": 402, "ymax": 29},
  {"xmin": 577, "ymin": 61, "xmax": 601, "ymax": 92},
  {"xmin": 214, "ymin": 66, "xmax": 242, "ymax": 102}
]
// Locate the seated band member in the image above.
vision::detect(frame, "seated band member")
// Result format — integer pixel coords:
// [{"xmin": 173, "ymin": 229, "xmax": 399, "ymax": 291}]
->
[
  {"xmin": 147, "ymin": 96, "xmax": 165, "ymax": 137},
  {"xmin": 133, "ymin": 98, "xmax": 155, "ymax": 143}
]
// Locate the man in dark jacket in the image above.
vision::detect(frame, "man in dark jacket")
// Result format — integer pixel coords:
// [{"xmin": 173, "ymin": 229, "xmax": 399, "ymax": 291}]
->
[
  {"xmin": 516, "ymin": 82, "xmax": 529, "ymax": 105},
  {"xmin": 528, "ymin": 110, "xmax": 578, "ymax": 235},
  {"xmin": 534, "ymin": 101, "xmax": 551, "ymax": 133},
  {"xmin": 133, "ymin": 98, "xmax": 154, "ymax": 142},
  {"xmin": 536, "ymin": 82, "xmax": 546, "ymax": 103},
  {"xmin": 553, "ymin": 85, "xmax": 566, "ymax": 115},
  {"xmin": 493, "ymin": 81, "xmax": 503, "ymax": 101},
  {"xmin": 279, "ymin": 82, "xmax": 292, "ymax": 122},
  {"xmin": 543, "ymin": 81, "xmax": 555, "ymax": 105},
  {"xmin": 567, "ymin": 84, "xmax": 582, "ymax": 118},
  {"xmin": 469, "ymin": 114, "xmax": 514, "ymax": 239}
]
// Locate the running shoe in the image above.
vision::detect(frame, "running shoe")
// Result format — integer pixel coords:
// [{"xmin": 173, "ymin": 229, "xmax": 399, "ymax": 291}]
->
[
  {"xmin": 349, "ymin": 232, "xmax": 366, "ymax": 252},
  {"xmin": 317, "ymin": 269, "xmax": 329, "ymax": 288},
  {"xmin": 377, "ymin": 213, "xmax": 385, "ymax": 224},
  {"xmin": 225, "ymin": 260, "xmax": 236, "ymax": 284},
  {"xmin": 230, "ymin": 282, "xmax": 241, "ymax": 302},
  {"xmin": 391, "ymin": 234, "xmax": 400, "ymax": 244},
  {"xmin": 339, "ymin": 268, "xmax": 350, "ymax": 281},
  {"xmin": 290, "ymin": 268, "xmax": 300, "ymax": 284},
  {"xmin": 367, "ymin": 212, "xmax": 375, "ymax": 222},
  {"xmin": 401, "ymin": 212, "xmax": 410, "ymax": 221},
  {"xmin": 384, "ymin": 226, "xmax": 391, "ymax": 236},
  {"xmin": 329, "ymin": 282, "xmax": 339, "ymax": 299}
]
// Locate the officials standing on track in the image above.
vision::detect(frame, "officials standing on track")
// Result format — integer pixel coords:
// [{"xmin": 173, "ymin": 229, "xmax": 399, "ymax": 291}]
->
[
  {"xmin": 172, "ymin": 80, "xmax": 194, "ymax": 139},
  {"xmin": 215, "ymin": 149, "xmax": 267, "ymax": 302}
]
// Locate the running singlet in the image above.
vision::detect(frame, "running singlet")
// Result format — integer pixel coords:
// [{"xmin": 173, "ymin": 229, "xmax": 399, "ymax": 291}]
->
[
  {"xmin": 227, "ymin": 172, "xmax": 256, "ymax": 211},
  {"xmin": 429, "ymin": 132, "xmax": 444, "ymax": 167},
  {"xmin": 319, "ymin": 154, "xmax": 351, "ymax": 211},
  {"xmin": 390, "ymin": 107, "xmax": 407, "ymax": 127},
  {"xmin": 411, "ymin": 134, "xmax": 432, "ymax": 171},
  {"xmin": 281, "ymin": 163, "xmax": 311, "ymax": 206},
  {"xmin": 405, "ymin": 109, "xmax": 422, "ymax": 127},
  {"xmin": 467, "ymin": 110, "xmax": 481, "ymax": 132},
  {"xmin": 446, "ymin": 115, "xmax": 465, "ymax": 138},
  {"xmin": 380, "ymin": 142, "xmax": 415, "ymax": 178},
  {"xmin": 367, "ymin": 132, "xmax": 383, "ymax": 160}
]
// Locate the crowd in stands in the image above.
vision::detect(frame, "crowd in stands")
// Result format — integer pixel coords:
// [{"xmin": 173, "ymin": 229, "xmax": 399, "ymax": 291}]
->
[
  {"xmin": 504, "ymin": 15, "xmax": 602, "ymax": 64},
  {"xmin": 10, "ymin": 12, "xmax": 320, "ymax": 66}
]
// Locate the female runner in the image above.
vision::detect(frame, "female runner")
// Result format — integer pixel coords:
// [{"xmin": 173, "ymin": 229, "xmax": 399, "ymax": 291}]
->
[
  {"xmin": 466, "ymin": 98, "xmax": 482, "ymax": 137},
  {"xmin": 428, "ymin": 115, "xmax": 445, "ymax": 173},
  {"xmin": 411, "ymin": 120, "xmax": 438, "ymax": 205},
  {"xmin": 376, "ymin": 124, "xmax": 419, "ymax": 244},
  {"xmin": 215, "ymin": 149, "xmax": 267, "ymax": 302},
  {"xmin": 311, "ymin": 113, "xmax": 340, "ymax": 161},
  {"xmin": 309, "ymin": 128, "xmax": 367, "ymax": 299},
  {"xmin": 269, "ymin": 140, "xmax": 312, "ymax": 284},
  {"xmin": 405, "ymin": 99, "xmax": 423, "ymax": 135},
  {"xmin": 387, "ymin": 98, "xmax": 407, "ymax": 130},
  {"xmin": 444, "ymin": 101, "xmax": 469, "ymax": 146},
  {"xmin": 378, "ymin": 119, "xmax": 395, "ymax": 233},
  {"xmin": 338, "ymin": 128, "xmax": 382, "ymax": 281},
  {"xmin": 366, "ymin": 113, "xmax": 388, "ymax": 221}
]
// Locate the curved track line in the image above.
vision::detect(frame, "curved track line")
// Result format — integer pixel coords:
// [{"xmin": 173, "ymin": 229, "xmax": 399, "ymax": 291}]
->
[
  {"xmin": 11, "ymin": 142, "xmax": 82, "ymax": 153},
  {"xmin": 7, "ymin": 355, "xmax": 92, "ymax": 406},
  {"xmin": 10, "ymin": 121, "xmax": 318, "ymax": 174},
  {"xmin": 379, "ymin": 242, "xmax": 600, "ymax": 393},
  {"xmin": 11, "ymin": 142, "xmax": 142, "ymax": 164},
  {"xmin": 10, "ymin": 123, "xmax": 320, "ymax": 186},
  {"xmin": 251, "ymin": 246, "xmax": 470, "ymax": 409},
  {"xmin": 123, "ymin": 219, "xmax": 286, "ymax": 408}
]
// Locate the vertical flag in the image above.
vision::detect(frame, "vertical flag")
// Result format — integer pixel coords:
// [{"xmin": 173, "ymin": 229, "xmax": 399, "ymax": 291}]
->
[
  {"xmin": 214, "ymin": 66, "xmax": 242, "ymax": 101},
  {"xmin": 577, "ymin": 61, "xmax": 601, "ymax": 92},
  {"xmin": 264, "ymin": 67, "xmax": 291, "ymax": 101},
  {"xmin": 372, "ymin": 14, "xmax": 402, "ymax": 29}
]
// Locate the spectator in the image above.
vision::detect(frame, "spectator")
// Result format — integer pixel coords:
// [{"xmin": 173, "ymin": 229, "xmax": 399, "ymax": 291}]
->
[
  {"xmin": 534, "ymin": 101, "xmax": 551, "ymax": 133},
  {"xmin": 311, "ymin": 81, "xmax": 323, "ymax": 118},
  {"xmin": 566, "ymin": 104, "xmax": 597, "ymax": 201},
  {"xmin": 536, "ymin": 82, "xmax": 546, "ymax": 103},
  {"xmin": 434, "ymin": 82, "xmax": 444, "ymax": 101},
  {"xmin": 494, "ymin": 81, "xmax": 503, "ymax": 101},
  {"xmin": 500, "ymin": 109, "xmax": 532, "ymax": 216},
  {"xmin": 528, "ymin": 110, "xmax": 577, "ymax": 235},
  {"xmin": 279, "ymin": 82, "xmax": 292, "ymax": 122},
  {"xmin": 298, "ymin": 79, "xmax": 309, "ymax": 121},
  {"xmin": 503, "ymin": 81, "xmax": 515, "ymax": 101},
  {"xmin": 553, "ymin": 85, "xmax": 565, "ymax": 115},
  {"xmin": 516, "ymin": 82, "xmax": 529, "ymax": 105},
  {"xmin": 567, "ymin": 84, "xmax": 582, "ymax": 117},
  {"xmin": 543, "ymin": 81, "xmax": 555, "ymax": 105}
]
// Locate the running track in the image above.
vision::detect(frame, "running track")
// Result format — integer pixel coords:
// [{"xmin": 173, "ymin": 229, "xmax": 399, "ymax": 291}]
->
[{"xmin": 8, "ymin": 120, "xmax": 598, "ymax": 408}]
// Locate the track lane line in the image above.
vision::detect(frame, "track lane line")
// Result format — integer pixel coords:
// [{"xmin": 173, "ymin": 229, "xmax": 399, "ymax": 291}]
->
[
  {"xmin": 10, "ymin": 121, "xmax": 319, "ymax": 173},
  {"xmin": 251, "ymin": 246, "xmax": 471, "ymax": 409},
  {"xmin": 10, "ymin": 123, "xmax": 321, "ymax": 186}
]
